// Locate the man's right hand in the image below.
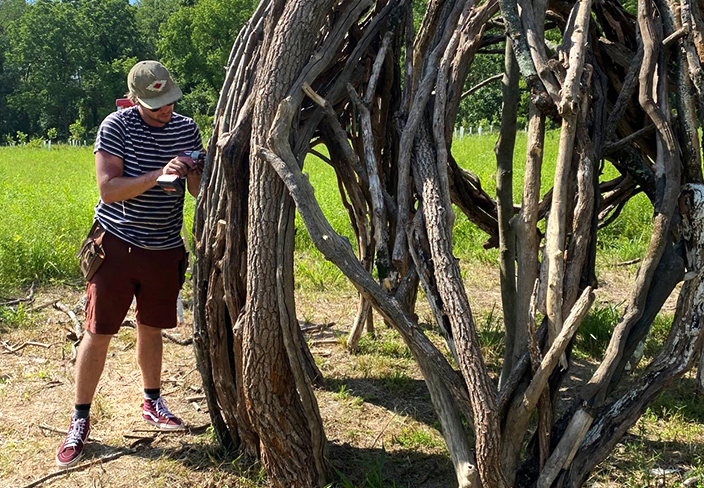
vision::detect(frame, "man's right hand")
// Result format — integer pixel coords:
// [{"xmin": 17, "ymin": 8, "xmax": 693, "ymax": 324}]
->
[{"xmin": 162, "ymin": 156, "xmax": 194, "ymax": 178}]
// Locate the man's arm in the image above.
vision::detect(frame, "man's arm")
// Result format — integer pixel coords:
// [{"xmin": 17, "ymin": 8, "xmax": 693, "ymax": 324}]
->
[{"xmin": 96, "ymin": 150, "xmax": 194, "ymax": 204}]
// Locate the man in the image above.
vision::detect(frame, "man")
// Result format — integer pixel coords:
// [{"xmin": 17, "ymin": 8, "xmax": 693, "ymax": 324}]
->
[{"xmin": 56, "ymin": 60, "xmax": 203, "ymax": 468}]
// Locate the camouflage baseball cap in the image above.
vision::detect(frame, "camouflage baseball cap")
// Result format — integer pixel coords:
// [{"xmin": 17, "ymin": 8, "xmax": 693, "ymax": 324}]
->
[{"xmin": 127, "ymin": 60, "xmax": 182, "ymax": 110}]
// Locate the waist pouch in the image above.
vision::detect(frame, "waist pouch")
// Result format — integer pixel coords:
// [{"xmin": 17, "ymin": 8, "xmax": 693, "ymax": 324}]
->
[{"xmin": 77, "ymin": 221, "xmax": 107, "ymax": 281}]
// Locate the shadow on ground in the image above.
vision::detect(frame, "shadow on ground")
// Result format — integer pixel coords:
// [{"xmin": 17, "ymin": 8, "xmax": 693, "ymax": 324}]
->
[
  {"xmin": 323, "ymin": 376, "xmax": 438, "ymax": 428},
  {"xmin": 53, "ymin": 436, "xmax": 456, "ymax": 488}
]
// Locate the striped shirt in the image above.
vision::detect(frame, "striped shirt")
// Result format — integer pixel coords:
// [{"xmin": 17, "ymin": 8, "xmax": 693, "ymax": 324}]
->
[{"xmin": 93, "ymin": 106, "xmax": 202, "ymax": 250}]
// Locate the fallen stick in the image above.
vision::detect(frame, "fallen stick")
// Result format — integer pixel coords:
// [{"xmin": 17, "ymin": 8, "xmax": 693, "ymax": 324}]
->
[
  {"xmin": 123, "ymin": 433, "xmax": 156, "ymax": 440},
  {"xmin": 129, "ymin": 437, "xmax": 155, "ymax": 448},
  {"xmin": 369, "ymin": 412, "xmax": 398, "ymax": 449},
  {"xmin": 0, "ymin": 282, "xmax": 36, "ymax": 307},
  {"xmin": 300, "ymin": 321, "xmax": 335, "ymax": 333},
  {"xmin": 310, "ymin": 339, "xmax": 341, "ymax": 346},
  {"xmin": 20, "ymin": 448, "xmax": 134, "ymax": 488},
  {"xmin": 162, "ymin": 331, "xmax": 193, "ymax": 345},
  {"xmin": 185, "ymin": 395, "xmax": 206, "ymax": 402},
  {"xmin": 26, "ymin": 299, "xmax": 60, "ymax": 313},
  {"xmin": 131, "ymin": 423, "xmax": 210, "ymax": 434},
  {"xmin": 2, "ymin": 341, "xmax": 51, "ymax": 354},
  {"xmin": 54, "ymin": 302, "xmax": 82, "ymax": 339},
  {"xmin": 131, "ymin": 427, "xmax": 187, "ymax": 433},
  {"xmin": 37, "ymin": 424, "xmax": 102, "ymax": 442}
]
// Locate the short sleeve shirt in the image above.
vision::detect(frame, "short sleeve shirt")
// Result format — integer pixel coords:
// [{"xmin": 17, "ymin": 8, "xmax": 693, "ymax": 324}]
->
[{"xmin": 93, "ymin": 106, "xmax": 203, "ymax": 249}]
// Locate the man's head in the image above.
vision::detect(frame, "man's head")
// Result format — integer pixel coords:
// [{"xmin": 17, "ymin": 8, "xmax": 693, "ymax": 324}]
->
[{"xmin": 127, "ymin": 61, "xmax": 182, "ymax": 125}]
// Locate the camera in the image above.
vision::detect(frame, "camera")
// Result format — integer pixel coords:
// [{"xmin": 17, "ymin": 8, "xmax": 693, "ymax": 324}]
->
[{"xmin": 156, "ymin": 151, "xmax": 205, "ymax": 196}]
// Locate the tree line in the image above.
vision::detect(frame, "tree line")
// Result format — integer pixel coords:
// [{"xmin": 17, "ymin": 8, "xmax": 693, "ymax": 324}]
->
[
  {"xmin": 0, "ymin": 0, "xmax": 511, "ymax": 146},
  {"xmin": 0, "ymin": 0, "xmax": 255, "ymax": 144}
]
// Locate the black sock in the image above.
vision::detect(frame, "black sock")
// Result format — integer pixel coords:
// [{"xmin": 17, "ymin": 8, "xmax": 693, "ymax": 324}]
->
[
  {"xmin": 73, "ymin": 403, "xmax": 91, "ymax": 419},
  {"xmin": 144, "ymin": 388, "xmax": 160, "ymax": 400}
]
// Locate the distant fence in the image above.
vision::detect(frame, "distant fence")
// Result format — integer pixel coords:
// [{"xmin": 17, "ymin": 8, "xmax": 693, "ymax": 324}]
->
[{"xmin": 3, "ymin": 140, "xmax": 90, "ymax": 149}]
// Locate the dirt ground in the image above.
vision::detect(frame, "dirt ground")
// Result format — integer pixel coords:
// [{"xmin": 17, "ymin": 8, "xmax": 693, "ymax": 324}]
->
[
  {"xmin": 0, "ymin": 261, "xmax": 690, "ymax": 488},
  {"xmin": 0, "ymin": 280, "xmax": 460, "ymax": 488}
]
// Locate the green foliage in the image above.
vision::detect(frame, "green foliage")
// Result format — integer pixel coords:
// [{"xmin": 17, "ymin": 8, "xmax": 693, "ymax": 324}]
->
[
  {"xmin": 392, "ymin": 426, "xmax": 445, "ymax": 450},
  {"xmin": 157, "ymin": 0, "xmax": 255, "ymax": 117},
  {"xmin": 15, "ymin": 130, "xmax": 26, "ymax": 144},
  {"xmin": 134, "ymin": 0, "xmax": 181, "ymax": 56},
  {"xmin": 0, "ymin": 147, "xmax": 96, "ymax": 293},
  {"xmin": 25, "ymin": 137, "xmax": 44, "ymax": 149},
  {"xmin": 69, "ymin": 119, "xmax": 86, "ymax": 142},
  {"xmin": 456, "ymin": 53, "xmax": 506, "ymax": 129},
  {"xmin": 643, "ymin": 314, "xmax": 672, "ymax": 359},
  {"xmin": 2, "ymin": 0, "xmax": 145, "ymax": 139},
  {"xmin": 0, "ymin": 303, "xmax": 28, "ymax": 329},
  {"xmin": 331, "ymin": 449, "xmax": 400, "ymax": 488},
  {"xmin": 295, "ymin": 254, "xmax": 347, "ymax": 291},
  {"xmin": 358, "ymin": 333, "xmax": 412, "ymax": 360},
  {"xmin": 46, "ymin": 127, "xmax": 57, "ymax": 140}
]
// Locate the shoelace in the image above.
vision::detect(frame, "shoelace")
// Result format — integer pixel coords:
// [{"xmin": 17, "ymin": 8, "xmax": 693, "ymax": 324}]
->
[
  {"xmin": 154, "ymin": 397, "xmax": 176, "ymax": 419},
  {"xmin": 65, "ymin": 418, "xmax": 86, "ymax": 448}
]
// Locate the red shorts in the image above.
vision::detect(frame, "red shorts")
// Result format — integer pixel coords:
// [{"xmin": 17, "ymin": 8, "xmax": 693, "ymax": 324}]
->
[{"xmin": 85, "ymin": 231, "xmax": 187, "ymax": 335}]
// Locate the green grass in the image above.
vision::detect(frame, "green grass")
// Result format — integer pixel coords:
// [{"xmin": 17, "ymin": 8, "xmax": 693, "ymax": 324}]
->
[
  {"xmin": 0, "ymin": 146, "xmax": 96, "ymax": 291},
  {"xmin": 0, "ymin": 133, "xmax": 655, "ymax": 294},
  {"xmin": 0, "ymin": 145, "xmax": 196, "ymax": 294},
  {"xmin": 391, "ymin": 426, "xmax": 446, "ymax": 450}
]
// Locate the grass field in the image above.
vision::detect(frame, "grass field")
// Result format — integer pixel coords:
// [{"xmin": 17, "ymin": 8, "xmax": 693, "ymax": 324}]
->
[{"xmin": 0, "ymin": 134, "xmax": 654, "ymax": 294}]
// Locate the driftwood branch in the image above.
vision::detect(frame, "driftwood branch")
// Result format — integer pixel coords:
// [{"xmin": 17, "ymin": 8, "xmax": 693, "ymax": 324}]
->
[
  {"xmin": 54, "ymin": 302, "xmax": 82, "ymax": 339},
  {"xmin": 20, "ymin": 448, "xmax": 134, "ymax": 488},
  {"xmin": 2, "ymin": 341, "xmax": 51, "ymax": 354},
  {"xmin": 460, "ymin": 73, "xmax": 503, "ymax": 100}
]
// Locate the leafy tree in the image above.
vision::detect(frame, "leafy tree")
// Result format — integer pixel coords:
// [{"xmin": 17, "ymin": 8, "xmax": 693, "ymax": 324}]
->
[
  {"xmin": 3, "ymin": 0, "xmax": 144, "ymax": 139},
  {"xmin": 456, "ymin": 53, "xmax": 506, "ymax": 129},
  {"xmin": 6, "ymin": 0, "xmax": 87, "ymax": 136},
  {"xmin": 158, "ymin": 0, "xmax": 255, "ymax": 117},
  {"xmin": 134, "ymin": 0, "xmax": 180, "ymax": 57},
  {"xmin": 0, "ymin": 0, "xmax": 27, "ymax": 138},
  {"xmin": 69, "ymin": 119, "xmax": 86, "ymax": 142}
]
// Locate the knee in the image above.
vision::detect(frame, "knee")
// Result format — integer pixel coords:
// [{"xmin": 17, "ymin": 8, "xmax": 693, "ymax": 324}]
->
[
  {"xmin": 137, "ymin": 323, "xmax": 163, "ymax": 338},
  {"xmin": 84, "ymin": 329, "xmax": 113, "ymax": 347}
]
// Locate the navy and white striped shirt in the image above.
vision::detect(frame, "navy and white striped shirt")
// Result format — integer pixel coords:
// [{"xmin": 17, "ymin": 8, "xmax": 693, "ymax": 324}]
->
[{"xmin": 93, "ymin": 106, "xmax": 202, "ymax": 250}]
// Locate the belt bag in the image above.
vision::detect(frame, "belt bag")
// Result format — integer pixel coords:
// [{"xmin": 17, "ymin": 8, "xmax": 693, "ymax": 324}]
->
[{"xmin": 77, "ymin": 221, "xmax": 106, "ymax": 281}]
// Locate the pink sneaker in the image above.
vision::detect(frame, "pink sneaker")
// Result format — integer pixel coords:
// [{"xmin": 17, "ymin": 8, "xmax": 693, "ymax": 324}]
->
[
  {"xmin": 56, "ymin": 416, "xmax": 90, "ymax": 467},
  {"xmin": 142, "ymin": 397, "xmax": 184, "ymax": 430}
]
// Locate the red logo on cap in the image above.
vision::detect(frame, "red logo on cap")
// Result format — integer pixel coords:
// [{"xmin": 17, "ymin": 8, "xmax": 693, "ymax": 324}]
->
[{"xmin": 146, "ymin": 80, "xmax": 168, "ymax": 92}]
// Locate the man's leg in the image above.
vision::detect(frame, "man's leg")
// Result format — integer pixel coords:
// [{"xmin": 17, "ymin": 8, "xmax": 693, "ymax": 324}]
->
[
  {"xmin": 75, "ymin": 330, "xmax": 113, "ymax": 404},
  {"xmin": 137, "ymin": 322, "xmax": 183, "ymax": 429},
  {"xmin": 57, "ymin": 330, "xmax": 112, "ymax": 467},
  {"xmin": 136, "ymin": 323, "xmax": 163, "ymax": 389}
]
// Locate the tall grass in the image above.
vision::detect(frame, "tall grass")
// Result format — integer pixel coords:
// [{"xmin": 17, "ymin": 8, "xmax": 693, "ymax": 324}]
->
[
  {"xmin": 0, "ymin": 132, "xmax": 654, "ymax": 293},
  {"xmin": 0, "ymin": 147, "xmax": 96, "ymax": 291},
  {"xmin": 0, "ymin": 145, "xmax": 196, "ymax": 294}
]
